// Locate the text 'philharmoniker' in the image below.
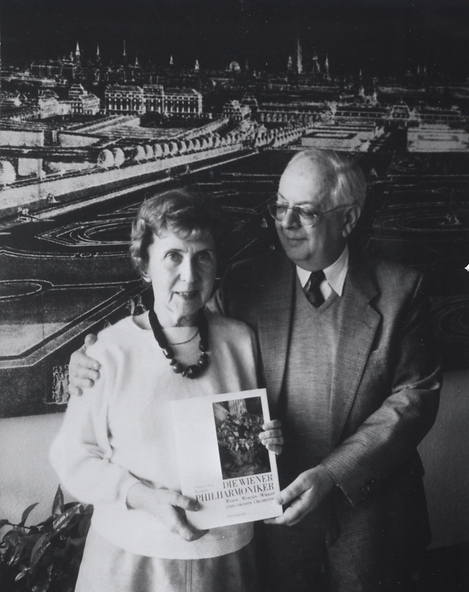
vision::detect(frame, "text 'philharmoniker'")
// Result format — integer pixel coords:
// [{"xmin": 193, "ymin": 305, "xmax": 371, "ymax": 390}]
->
[{"xmin": 196, "ymin": 474, "xmax": 275, "ymax": 502}]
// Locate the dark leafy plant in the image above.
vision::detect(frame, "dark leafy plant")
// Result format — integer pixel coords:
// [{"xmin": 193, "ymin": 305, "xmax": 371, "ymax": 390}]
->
[{"xmin": 0, "ymin": 486, "xmax": 92, "ymax": 592}]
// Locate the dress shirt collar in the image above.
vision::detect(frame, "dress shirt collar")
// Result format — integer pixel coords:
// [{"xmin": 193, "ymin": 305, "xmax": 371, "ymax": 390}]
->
[{"xmin": 297, "ymin": 245, "xmax": 349, "ymax": 297}]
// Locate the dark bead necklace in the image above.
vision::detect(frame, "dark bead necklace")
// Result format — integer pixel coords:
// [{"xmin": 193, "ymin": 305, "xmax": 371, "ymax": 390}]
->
[{"xmin": 148, "ymin": 308, "xmax": 209, "ymax": 379}]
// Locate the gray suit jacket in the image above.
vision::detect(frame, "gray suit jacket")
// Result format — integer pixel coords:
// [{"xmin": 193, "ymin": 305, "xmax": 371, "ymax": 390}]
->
[{"xmin": 212, "ymin": 247, "xmax": 441, "ymax": 586}]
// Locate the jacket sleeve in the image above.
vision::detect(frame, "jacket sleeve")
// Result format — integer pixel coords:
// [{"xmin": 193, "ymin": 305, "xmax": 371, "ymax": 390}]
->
[
  {"xmin": 321, "ymin": 273, "xmax": 442, "ymax": 506},
  {"xmin": 49, "ymin": 341, "xmax": 140, "ymax": 509}
]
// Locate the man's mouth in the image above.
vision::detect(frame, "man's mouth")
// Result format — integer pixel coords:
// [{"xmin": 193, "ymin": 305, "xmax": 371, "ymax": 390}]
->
[{"xmin": 282, "ymin": 233, "xmax": 305, "ymax": 241}]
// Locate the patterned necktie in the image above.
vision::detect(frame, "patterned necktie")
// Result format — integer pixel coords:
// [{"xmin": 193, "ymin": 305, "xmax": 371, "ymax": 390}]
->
[{"xmin": 305, "ymin": 271, "xmax": 325, "ymax": 308}]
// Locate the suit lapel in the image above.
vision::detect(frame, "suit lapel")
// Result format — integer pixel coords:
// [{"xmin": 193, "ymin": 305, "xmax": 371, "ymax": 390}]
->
[
  {"xmin": 329, "ymin": 258, "xmax": 381, "ymax": 447},
  {"xmin": 257, "ymin": 252, "xmax": 295, "ymax": 413}
]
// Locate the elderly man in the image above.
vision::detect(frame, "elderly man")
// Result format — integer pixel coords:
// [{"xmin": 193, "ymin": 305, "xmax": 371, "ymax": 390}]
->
[{"xmin": 69, "ymin": 149, "xmax": 441, "ymax": 592}]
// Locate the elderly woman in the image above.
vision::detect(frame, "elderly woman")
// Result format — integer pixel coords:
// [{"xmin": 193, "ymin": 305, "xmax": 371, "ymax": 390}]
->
[{"xmin": 50, "ymin": 189, "xmax": 282, "ymax": 592}]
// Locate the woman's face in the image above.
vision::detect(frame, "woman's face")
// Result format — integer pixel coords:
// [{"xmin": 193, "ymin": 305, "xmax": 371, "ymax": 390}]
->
[{"xmin": 145, "ymin": 229, "xmax": 217, "ymax": 327}]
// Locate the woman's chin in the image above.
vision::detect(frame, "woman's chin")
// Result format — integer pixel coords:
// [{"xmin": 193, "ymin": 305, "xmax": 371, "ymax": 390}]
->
[{"xmin": 161, "ymin": 301, "xmax": 204, "ymax": 326}]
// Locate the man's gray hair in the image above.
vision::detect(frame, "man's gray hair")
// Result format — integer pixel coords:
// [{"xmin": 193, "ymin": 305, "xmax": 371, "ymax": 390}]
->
[{"xmin": 286, "ymin": 149, "xmax": 367, "ymax": 208}]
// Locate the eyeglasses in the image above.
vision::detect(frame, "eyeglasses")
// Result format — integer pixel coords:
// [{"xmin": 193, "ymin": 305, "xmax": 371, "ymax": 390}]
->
[{"xmin": 268, "ymin": 202, "xmax": 351, "ymax": 227}]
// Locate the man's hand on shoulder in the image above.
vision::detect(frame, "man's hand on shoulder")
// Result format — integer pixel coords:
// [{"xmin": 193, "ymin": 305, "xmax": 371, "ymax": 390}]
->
[
  {"xmin": 265, "ymin": 465, "xmax": 335, "ymax": 527},
  {"xmin": 68, "ymin": 334, "xmax": 101, "ymax": 396}
]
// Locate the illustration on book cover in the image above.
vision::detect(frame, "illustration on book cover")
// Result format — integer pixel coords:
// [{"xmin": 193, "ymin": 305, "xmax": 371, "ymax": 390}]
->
[{"xmin": 213, "ymin": 396, "xmax": 271, "ymax": 480}]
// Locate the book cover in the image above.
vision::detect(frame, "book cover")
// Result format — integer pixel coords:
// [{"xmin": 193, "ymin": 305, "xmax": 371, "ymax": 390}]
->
[{"xmin": 171, "ymin": 388, "xmax": 283, "ymax": 529}]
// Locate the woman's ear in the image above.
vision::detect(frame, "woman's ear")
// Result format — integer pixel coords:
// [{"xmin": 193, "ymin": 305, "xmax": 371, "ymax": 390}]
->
[
  {"xmin": 342, "ymin": 204, "xmax": 361, "ymax": 238},
  {"xmin": 141, "ymin": 269, "xmax": 151, "ymax": 283}
]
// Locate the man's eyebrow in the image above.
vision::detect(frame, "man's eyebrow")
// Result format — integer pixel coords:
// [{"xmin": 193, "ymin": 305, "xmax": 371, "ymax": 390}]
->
[{"xmin": 275, "ymin": 194, "xmax": 317, "ymax": 207}]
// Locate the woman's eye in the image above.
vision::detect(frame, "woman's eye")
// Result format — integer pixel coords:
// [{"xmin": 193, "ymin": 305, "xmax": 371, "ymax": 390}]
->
[
  {"xmin": 166, "ymin": 252, "xmax": 182, "ymax": 263},
  {"xmin": 197, "ymin": 252, "xmax": 213, "ymax": 263}
]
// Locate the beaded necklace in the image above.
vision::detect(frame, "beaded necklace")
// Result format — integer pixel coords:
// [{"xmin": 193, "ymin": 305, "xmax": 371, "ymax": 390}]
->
[{"xmin": 148, "ymin": 308, "xmax": 209, "ymax": 379}]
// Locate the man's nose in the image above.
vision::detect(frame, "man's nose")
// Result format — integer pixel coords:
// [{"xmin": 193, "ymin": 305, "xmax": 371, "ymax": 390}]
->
[{"xmin": 281, "ymin": 207, "xmax": 301, "ymax": 228}]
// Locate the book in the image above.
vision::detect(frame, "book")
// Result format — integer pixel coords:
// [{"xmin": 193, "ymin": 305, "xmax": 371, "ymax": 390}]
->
[{"xmin": 171, "ymin": 388, "xmax": 283, "ymax": 529}]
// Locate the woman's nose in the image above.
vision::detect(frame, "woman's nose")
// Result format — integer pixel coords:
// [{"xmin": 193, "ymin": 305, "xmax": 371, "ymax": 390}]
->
[{"xmin": 179, "ymin": 257, "xmax": 197, "ymax": 282}]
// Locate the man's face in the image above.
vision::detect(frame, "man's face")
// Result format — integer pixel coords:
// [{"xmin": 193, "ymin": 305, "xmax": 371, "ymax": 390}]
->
[{"xmin": 275, "ymin": 160, "xmax": 352, "ymax": 271}]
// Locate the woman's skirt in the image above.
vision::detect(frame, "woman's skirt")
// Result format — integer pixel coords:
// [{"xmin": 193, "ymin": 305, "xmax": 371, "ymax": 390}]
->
[{"xmin": 74, "ymin": 527, "xmax": 259, "ymax": 592}]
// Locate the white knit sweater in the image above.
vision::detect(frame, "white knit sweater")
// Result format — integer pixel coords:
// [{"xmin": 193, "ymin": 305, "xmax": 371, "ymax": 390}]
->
[{"xmin": 50, "ymin": 310, "xmax": 259, "ymax": 559}]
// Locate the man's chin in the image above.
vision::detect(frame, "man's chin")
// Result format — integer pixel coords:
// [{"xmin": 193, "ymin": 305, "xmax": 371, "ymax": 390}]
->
[{"xmin": 281, "ymin": 241, "xmax": 309, "ymax": 260}]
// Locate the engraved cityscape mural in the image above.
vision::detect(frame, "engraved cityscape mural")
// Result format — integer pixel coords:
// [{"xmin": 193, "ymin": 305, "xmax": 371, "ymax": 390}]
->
[{"xmin": 1, "ymin": 0, "xmax": 468, "ymax": 416}]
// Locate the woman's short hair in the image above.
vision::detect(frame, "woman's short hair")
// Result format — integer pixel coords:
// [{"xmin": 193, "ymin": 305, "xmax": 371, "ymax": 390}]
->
[
  {"xmin": 130, "ymin": 188, "xmax": 222, "ymax": 275},
  {"xmin": 287, "ymin": 148, "xmax": 367, "ymax": 209}
]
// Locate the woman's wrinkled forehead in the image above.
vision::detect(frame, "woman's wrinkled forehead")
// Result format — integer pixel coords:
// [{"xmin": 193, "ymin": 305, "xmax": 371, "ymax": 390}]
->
[{"xmin": 153, "ymin": 223, "xmax": 215, "ymax": 245}]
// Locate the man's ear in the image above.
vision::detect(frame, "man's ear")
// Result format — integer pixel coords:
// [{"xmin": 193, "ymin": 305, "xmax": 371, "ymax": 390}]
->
[{"xmin": 342, "ymin": 204, "xmax": 361, "ymax": 238}]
